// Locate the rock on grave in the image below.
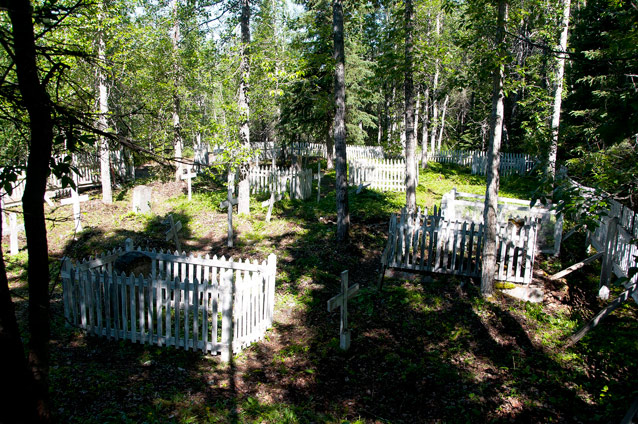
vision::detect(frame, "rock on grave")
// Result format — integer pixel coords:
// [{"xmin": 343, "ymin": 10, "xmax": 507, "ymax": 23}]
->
[
  {"xmin": 132, "ymin": 185, "xmax": 152, "ymax": 213},
  {"xmin": 113, "ymin": 251, "xmax": 153, "ymax": 277}
]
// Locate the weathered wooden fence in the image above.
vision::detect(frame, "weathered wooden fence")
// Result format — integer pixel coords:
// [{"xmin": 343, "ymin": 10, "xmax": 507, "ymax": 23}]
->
[
  {"xmin": 381, "ymin": 208, "xmax": 538, "ymax": 284},
  {"xmin": 440, "ymin": 189, "xmax": 563, "ymax": 255},
  {"xmin": 422, "ymin": 150, "xmax": 537, "ymax": 176},
  {"xmin": 1, "ymin": 150, "xmax": 134, "ymax": 206},
  {"xmin": 248, "ymin": 166, "xmax": 312, "ymax": 200},
  {"xmin": 61, "ymin": 239, "xmax": 277, "ymax": 361},
  {"xmin": 349, "ymin": 158, "xmax": 414, "ymax": 192},
  {"xmin": 347, "ymin": 145, "xmax": 385, "ymax": 160}
]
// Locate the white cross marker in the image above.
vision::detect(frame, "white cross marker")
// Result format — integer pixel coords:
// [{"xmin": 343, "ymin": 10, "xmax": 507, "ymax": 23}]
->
[
  {"xmin": 327, "ymin": 270, "xmax": 359, "ymax": 350},
  {"xmin": 180, "ymin": 166, "xmax": 197, "ymax": 200},
  {"xmin": 60, "ymin": 188, "xmax": 89, "ymax": 233}
]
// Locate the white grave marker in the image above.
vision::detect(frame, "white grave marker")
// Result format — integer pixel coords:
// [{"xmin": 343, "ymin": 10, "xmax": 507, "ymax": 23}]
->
[
  {"xmin": 132, "ymin": 185, "xmax": 152, "ymax": 213},
  {"xmin": 8, "ymin": 213, "xmax": 24, "ymax": 255},
  {"xmin": 164, "ymin": 214, "xmax": 183, "ymax": 252},
  {"xmin": 327, "ymin": 270, "xmax": 360, "ymax": 350},
  {"xmin": 60, "ymin": 188, "xmax": 89, "ymax": 233},
  {"xmin": 180, "ymin": 166, "xmax": 197, "ymax": 201}
]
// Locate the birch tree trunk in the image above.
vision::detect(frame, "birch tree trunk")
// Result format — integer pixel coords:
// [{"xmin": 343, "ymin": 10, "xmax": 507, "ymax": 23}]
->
[
  {"xmin": 333, "ymin": 0, "xmax": 349, "ymax": 242},
  {"xmin": 429, "ymin": 13, "xmax": 441, "ymax": 153},
  {"xmin": 237, "ymin": 0, "xmax": 251, "ymax": 215},
  {"xmin": 421, "ymin": 87, "xmax": 430, "ymax": 166},
  {"xmin": 481, "ymin": 0, "xmax": 508, "ymax": 297},
  {"xmin": 97, "ymin": 1, "xmax": 112, "ymax": 204},
  {"xmin": 404, "ymin": 0, "xmax": 417, "ymax": 211},
  {"xmin": 170, "ymin": 0, "xmax": 183, "ymax": 182},
  {"xmin": 436, "ymin": 94, "xmax": 449, "ymax": 150},
  {"xmin": 547, "ymin": 0, "xmax": 571, "ymax": 181}
]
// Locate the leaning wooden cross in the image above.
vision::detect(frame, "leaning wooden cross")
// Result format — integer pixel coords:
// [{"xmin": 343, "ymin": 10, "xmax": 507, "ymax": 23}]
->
[
  {"xmin": 60, "ymin": 188, "xmax": 89, "ymax": 233},
  {"xmin": 164, "ymin": 214, "xmax": 183, "ymax": 252},
  {"xmin": 327, "ymin": 270, "xmax": 360, "ymax": 350},
  {"xmin": 180, "ymin": 166, "xmax": 197, "ymax": 201}
]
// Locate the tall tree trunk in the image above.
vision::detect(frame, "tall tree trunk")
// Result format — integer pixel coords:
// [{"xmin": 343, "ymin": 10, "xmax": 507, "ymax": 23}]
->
[
  {"xmin": 326, "ymin": 119, "xmax": 334, "ymax": 169},
  {"xmin": 170, "ymin": 0, "xmax": 183, "ymax": 182},
  {"xmin": 9, "ymin": 0, "xmax": 55, "ymax": 419},
  {"xmin": 0, "ymin": 203, "xmax": 38, "ymax": 423},
  {"xmin": 333, "ymin": 0, "xmax": 349, "ymax": 242},
  {"xmin": 436, "ymin": 94, "xmax": 449, "ymax": 150},
  {"xmin": 429, "ymin": 13, "xmax": 441, "ymax": 153},
  {"xmin": 421, "ymin": 87, "xmax": 430, "ymax": 166},
  {"xmin": 481, "ymin": 0, "xmax": 508, "ymax": 298},
  {"xmin": 547, "ymin": 0, "xmax": 571, "ymax": 181},
  {"xmin": 404, "ymin": 0, "xmax": 416, "ymax": 211},
  {"xmin": 97, "ymin": 1, "xmax": 112, "ymax": 204},
  {"xmin": 237, "ymin": 0, "xmax": 251, "ymax": 215},
  {"xmin": 414, "ymin": 87, "xmax": 420, "ymax": 148}
]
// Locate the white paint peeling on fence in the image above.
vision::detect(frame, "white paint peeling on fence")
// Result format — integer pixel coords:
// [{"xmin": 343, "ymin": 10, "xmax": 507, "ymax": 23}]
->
[
  {"xmin": 381, "ymin": 208, "xmax": 538, "ymax": 284},
  {"xmin": 61, "ymin": 240, "xmax": 276, "ymax": 361},
  {"xmin": 349, "ymin": 158, "xmax": 415, "ymax": 192}
]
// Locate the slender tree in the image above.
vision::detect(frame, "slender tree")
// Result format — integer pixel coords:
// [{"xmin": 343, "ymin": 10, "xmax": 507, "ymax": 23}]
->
[
  {"xmin": 547, "ymin": 0, "xmax": 571, "ymax": 180},
  {"xmin": 237, "ymin": 0, "xmax": 251, "ymax": 215},
  {"xmin": 170, "ymin": 0, "xmax": 184, "ymax": 181},
  {"xmin": 97, "ymin": 0, "xmax": 113, "ymax": 204},
  {"xmin": 333, "ymin": 0, "xmax": 349, "ymax": 242},
  {"xmin": 481, "ymin": 0, "xmax": 508, "ymax": 297},
  {"xmin": 404, "ymin": 0, "xmax": 417, "ymax": 211}
]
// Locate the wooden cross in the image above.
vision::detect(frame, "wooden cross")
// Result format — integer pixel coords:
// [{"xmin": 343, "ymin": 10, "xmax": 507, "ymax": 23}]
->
[
  {"xmin": 327, "ymin": 270, "xmax": 359, "ymax": 350},
  {"xmin": 60, "ymin": 188, "xmax": 89, "ymax": 233},
  {"xmin": 180, "ymin": 166, "xmax": 197, "ymax": 201},
  {"xmin": 8, "ymin": 213, "xmax": 24, "ymax": 255},
  {"xmin": 164, "ymin": 214, "xmax": 183, "ymax": 252}
]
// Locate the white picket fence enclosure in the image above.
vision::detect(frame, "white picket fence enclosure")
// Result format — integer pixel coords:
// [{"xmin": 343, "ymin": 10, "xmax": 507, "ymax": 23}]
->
[
  {"xmin": 249, "ymin": 166, "xmax": 312, "ymax": 200},
  {"xmin": 349, "ymin": 158, "xmax": 416, "ymax": 192},
  {"xmin": 569, "ymin": 177, "xmax": 638, "ymax": 288},
  {"xmin": 422, "ymin": 150, "xmax": 537, "ymax": 176},
  {"xmin": 1, "ymin": 150, "xmax": 134, "ymax": 207},
  {"xmin": 381, "ymin": 208, "xmax": 538, "ymax": 284},
  {"xmin": 61, "ymin": 239, "xmax": 277, "ymax": 361},
  {"xmin": 440, "ymin": 189, "xmax": 563, "ymax": 255}
]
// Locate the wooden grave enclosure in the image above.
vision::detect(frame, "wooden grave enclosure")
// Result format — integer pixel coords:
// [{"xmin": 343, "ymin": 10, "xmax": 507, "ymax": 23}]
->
[
  {"xmin": 61, "ymin": 239, "xmax": 277, "ymax": 361},
  {"xmin": 349, "ymin": 158, "xmax": 418, "ymax": 192},
  {"xmin": 380, "ymin": 207, "xmax": 539, "ymax": 285}
]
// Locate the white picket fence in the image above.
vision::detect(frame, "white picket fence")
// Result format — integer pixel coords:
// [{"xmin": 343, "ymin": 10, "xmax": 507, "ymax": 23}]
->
[
  {"xmin": 349, "ymin": 158, "xmax": 415, "ymax": 192},
  {"xmin": 347, "ymin": 145, "xmax": 385, "ymax": 160},
  {"xmin": 1, "ymin": 150, "xmax": 134, "ymax": 207},
  {"xmin": 574, "ymin": 179, "xmax": 638, "ymax": 287},
  {"xmin": 61, "ymin": 239, "xmax": 277, "ymax": 361},
  {"xmin": 381, "ymin": 207, "xmax": 538, "ymax": 284},
  {"xmin": 440, "ymin": 189, "xmax": 563, "ymax": 255},
  {"xmin": 422, "ymin": 150, "xmax": 537, "ymax": 176},
  {"xmin": 248, "ymin": 166, "xmax": 312, "ymax": 200}
]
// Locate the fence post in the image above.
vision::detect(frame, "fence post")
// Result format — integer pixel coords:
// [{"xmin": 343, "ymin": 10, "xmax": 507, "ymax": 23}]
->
[
  {"xmin": 220, "ymin": 269, "xmax": 234, "ymax": 362},
  {"xmin": 266, "ymin": 254, "xmax": 277, "ymax": 327},
  {"xmin": 600, "ymin": 217, "xmax": 619, "ymax": 297},
  {"xmin": 125, "ymin": 238, "xmax": 133, "ymax": 252}
]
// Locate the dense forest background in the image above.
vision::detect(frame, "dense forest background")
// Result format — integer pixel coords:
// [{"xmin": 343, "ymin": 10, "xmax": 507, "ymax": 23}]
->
[{"xmin": 1, "ymin": 0, "xmax": 636, "ymax": 205}]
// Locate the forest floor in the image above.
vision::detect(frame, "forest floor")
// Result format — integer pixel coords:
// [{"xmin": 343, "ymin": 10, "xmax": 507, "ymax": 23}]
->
[{"xmin": 4, "ymin": 161, "xmax": 637, "ymax": 423}]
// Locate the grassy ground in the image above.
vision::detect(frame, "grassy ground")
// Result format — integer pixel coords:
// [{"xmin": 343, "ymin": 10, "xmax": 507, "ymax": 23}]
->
[{"xmin": 3, "ymin": 161, "xmax": 637, "ymax": 423}]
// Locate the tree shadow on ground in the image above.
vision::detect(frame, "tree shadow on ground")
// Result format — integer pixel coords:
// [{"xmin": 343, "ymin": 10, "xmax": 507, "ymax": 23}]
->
[{"xmin": 44, "ymin": 162, "xmax": 637, "ymax": 423}]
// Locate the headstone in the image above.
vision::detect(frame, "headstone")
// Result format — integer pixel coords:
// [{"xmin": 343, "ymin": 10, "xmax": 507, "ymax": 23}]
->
[
  {"xmin": 60, "ymin": 188, "xmax": 89, "ymax": 233},
  {"xmin": 327, "ymin": 270, "xmax": 360, "ymax": 350},
  {"xmin": 180, "ymin": 166, "xmax": 197, "ymax": 201},
  {"xmin": 164, "ymin": 214, "xmax": 183, "ymax": 252},
  {"xmin": 132, "ymin": 185, "xmax": 152, "ymax": 213}
]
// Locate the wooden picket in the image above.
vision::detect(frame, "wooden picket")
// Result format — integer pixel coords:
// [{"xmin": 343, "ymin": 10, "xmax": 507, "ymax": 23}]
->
[
  {"xmin": 381, "ymin": 208, "xmax": 538, "ymax": 284},
  {"xmin": 61, "ymin": 240, "xmax": 277, "ymax": 361},
  {"xmin": 248, "ymin": 166, "xmax": 312, "ymax": 200},
  {"xmin": 422, "ymin": 150, "xmax": 537, "ymax": 176},
  {"xmin": 349, "ymin": 158, "xmax": 416, "ymax": 192}
]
